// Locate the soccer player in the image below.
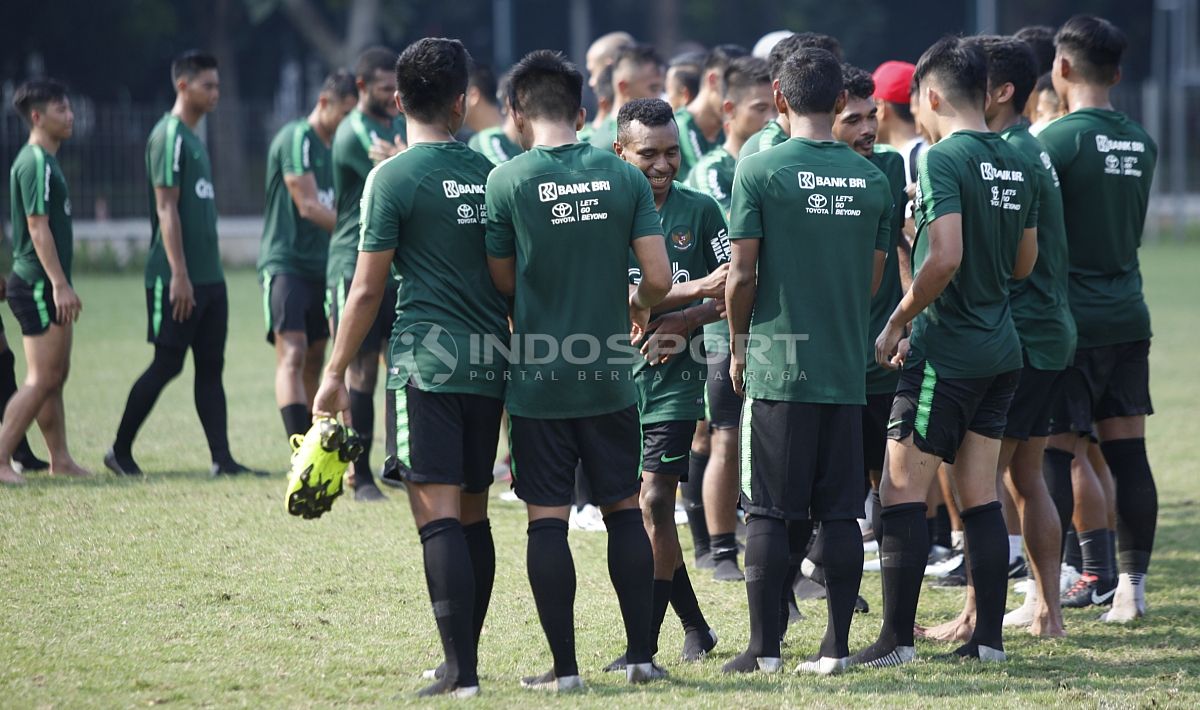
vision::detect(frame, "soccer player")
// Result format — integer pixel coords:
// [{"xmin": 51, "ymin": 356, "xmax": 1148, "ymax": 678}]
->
[
  {"xmin": 738, "ymin": 32, "xmax": 835, "ymax": 163},
  {"xmin": 467, "ymin": 71, "xmax": 524, "ymax": 166},
  {"xmin": 872, "ymin": 61, "xmax": 924, "ymax": 184},
  {"xmin": 259, "ymin": 71, "xmax": 357, "ymax": 445},
  {"xmin": 1040, "ymin": 15, "xmax": 1159, "ymax": 623},
  {"xmin": 1029, "ymin": 74, "xmax": 1063, "ymax": 135},
  {"xmin": 313, "ymin": 37, "xmax": 506, "ymax": 698},
  {"xmin": 485, "ymin": 50, "xmax": 671, "ymax": 690},
  {"xmin": 610, "ymin": 97, "xmax": 727, "ymax": 668},
  {"xmin": 0, "ymin": 78, "xmax": 88, "ymax": 485},
  {"xmin": 328, "ymin": 47, "xmax": 405, "ymax": 501},
  {"xmin": 581, "ymin": 32, "xmax": 635, "ymax": 144},
  {"xmin": 675, "ymin": 45, "xmax": 748, "ymax": 175},
  {"xmin": 107, "ymin": 51, "xmax": 258, "ymax": 477},
  {"xmin": 1015, "ymin": 25, "xmax": 1057, "ymax": 75},
  {"xmin": 579, "ymin": 63, "xmax": 614, "ymax": 145},
  {"xmin": 666, "ymin": 51, "xmax": 705, "ymax": 110},
  {"xmin": 588, "ymin": 44, "xmax": 665, "ymax": 152},
  {"xmin": 724, "ymin": 48, "xmax": 891, "ymax": 675},
  {"xmin": 853, "ymin": 36, "xmax": 1038, "ymax": 667}
]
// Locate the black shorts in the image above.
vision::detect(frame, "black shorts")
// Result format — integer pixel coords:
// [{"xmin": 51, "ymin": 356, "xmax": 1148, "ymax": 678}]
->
[
  {"xmin": 1004, "ymin": 361, "xmax": 1064, "ymax": 441},
  {"xmin": 327, "ymin": 276, "xmax": 397, "ymax": 353},
  {"xmin": 740, "ymin": 398, "xmax": 865, "ymax": 521},
  {"xmin": 391, "ymin": 380, "xmax": 503, "ymax": 494},
  {"xmin": 263, "ymin": 273, "xmax": 329, "ymax": 345},
  {"xmin": 145, "ymin": 279, "xmax": 228, "ymax": 351},
  {"xmin": 862, "ymin": 392, "xmax": 892, "ymax": 474},
  {"xmin": 7, "ymin": 274, "xmax": 58, "ymax": 336},
  {"xmin": 1049, "ymin": 340, "xmax": 1153, "ymax": 435},
  {"xmin": 641, "ymin": 420, "xmax": 695, "ymax": 479},
  {"xmin": 509, "ymin": 405, "xmax": 641, "ymax": 508},
  {"xmin": 888, "ymin": 361, "xmax": 1020, "ymax": 464},
  {"xmin": 706, "ymin": 350, "xmax": 743, "ymax": 430}
]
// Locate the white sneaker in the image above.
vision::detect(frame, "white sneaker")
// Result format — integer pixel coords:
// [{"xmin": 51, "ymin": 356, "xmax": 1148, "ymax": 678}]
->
[
  {"xmin": 1060, "ymin": 564, "xmax": 1081, "ymax": 595},
  {"xmin": 627, "ymin": 661, "xmax": 668, "ymax": 683},
  {"xmin": 568, "ymin": 504, "xmax": 606, "ymax": 532},
  {"xmin": 499, "ymin": 490, "xmax": 521, "ymax": 503},
  {"xmin": 977, "ymin": 644, "xmax": 1007, "ymax": 662},
  {"xmin": 674, "ymin": 501, "xmax": 689, "ymax": 526},
  {"xmin": 795, "ymin": 655, "xmax": 850, "ymax": 675},
  {"xmin": 1100, "ymin": 573, "xmax": 1146, "ymax": 622},
  {"xmin": 863, "ymin": 557, "xmax": 882, "ymax": 573},
  {"xmin": 520, "ymin": 671, "xmax": 584, "ymax": 692},
  {"xmin": 1004, "ymin": 583, "xmax": 1038, "ymax": 627}
]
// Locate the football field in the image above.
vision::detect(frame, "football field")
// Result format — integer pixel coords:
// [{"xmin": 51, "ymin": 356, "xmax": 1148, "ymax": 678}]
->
[{"xmin": 2, "ymin": 244, "xmax": 1198, "ymax": 708}]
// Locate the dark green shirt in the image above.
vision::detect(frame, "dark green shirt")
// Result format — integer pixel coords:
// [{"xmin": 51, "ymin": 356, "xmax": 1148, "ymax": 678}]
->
[
  {"xmin": 485, "ymin": 142, "xmax": 663, "ymax": 418},
  {"xmin": 1037, "ymin": 108, "xmax": 1157, "ymax": 349},
  {"xmin": 684, "ymin": 145, "xmax": 736, "ymax": 352},
  {"xmin": 865, "ymin": 147, "xmax": 907, "ymax": 395},
  {"xmin": 629, "ymin": 182, "xmax": 729, "ymax": 423},
  {"xmin": 729, "ymin": 137, "xmax": 893, "ymax": 404},
  {"xmin": 737, "ymin": 120, "xmax": 787, "ymax": 164},
  {"xmin": 1002, "ymin": 122, "xmax": 1076, "ymax": 371},
  {"xmin": 909, "ymin": 131, "xmax": 1038, "ymax": 378},
  {"xmin": 328, "ymin": 108, "xmax": 402, "ymax": 284},
  {"xmin": 587, "ymin": 116, "xmax": 617, "ymax": 153},
  {"xmin": 359, "ymin": 142, "xmax": 508, "ymax": 398},
  {"xmin": 9, "ymin": 144, "xmax": 73, "ymax": 285},
  {"xmin": 259, "ymin": 119, "xmax": 333, "ymax": 281},
  {"xmin": 145, "ymin": 113, "xmax": 223, "ymax": 288},
  {"xmin": 468, "ymin": 126, "xmax": 524, "ymax": 166},
  {"xmin": 675, "ymin": 107, "xmax": 724, "ymax": 177}
]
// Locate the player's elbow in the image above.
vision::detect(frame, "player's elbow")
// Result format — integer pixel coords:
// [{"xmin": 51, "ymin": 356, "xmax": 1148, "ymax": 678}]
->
[
  {"xmin": 639, "ymin": 264, "xmax": 671, "ymax": 305},
  {"xmin": 1013, "ymin": 243, "xmax": 1038, "ymax": 280}
]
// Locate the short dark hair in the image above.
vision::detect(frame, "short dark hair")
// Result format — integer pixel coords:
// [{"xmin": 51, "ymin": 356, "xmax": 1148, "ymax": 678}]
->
[
  {"xmin": 595, "ymin": 63, "xmax": 615, "ymax": 103},
  {"xmin": 704, "ymin": 44, "xmax": 749, "ymax": 73},
  {"xmin": 841, "ymin": 64, "xmax": 875, "ymax": 101},
  {"xmin": 617, "ymin": 97, "xmax": 676, "ymax": 144},
  {"xmin": 721, "ymin": 56, "xmax": 771, "ymax": 102},
  {"xmin": 12, "ymin": 78, "xmax": 68, "ymax": 123},
  {"xmin": 1055, "ymin": 14, "xmax": 1127, "ymax": 84},
  {"xmin": 508, "ymin": 49, "xmax": 584, "ymax": 123},
  {"xmin": 973, "ymin": 35, "xmax": 1038, "ymax": 114},
  {"xmin": 354, "ymin": 46, "xmax": 396, "ymax": 83},
  {"xmin": 614, "ymin": 44, "xmax": 665, "ymax": 75},
  {"xmin": 768, "ymin": 33, "xmax": 804, "ymax": 80},
  {"xmin": 778, "ymin": 47, "xmax": 843, "ymax": 116},
  {"xmin": 668, "ymin": 52, "xmax": 704, "ymax": 99},
  {"xmin": 395, "ymin": 38, "xmax": 471, "ymax": 123},
  {"xmin": 1014, "ymin": 25, "xmax": 1057, "ymax": 74},
  {"xmin": 1035, "ymin": 72, "xmax": 1056, "ymax": 94},
  {"xmin": 496, "ymin": 71, "xmax": 514, "ymax": 108},
  {"xmin": 914, "ymin": 35, "xmax": 988, "ymax": 109},
  {"xmin": 794, "ymin": 32, "xmax": 844, "ymax": 61},
  {"xmin": 470, "ymin": 63, "xmax": 499, "ymax": 106},
  {"xmin": 320, "ymin": 70, "xmax": 358, "ymax": 101},
  {"xmin": 171, "ymin": 50, "xmax": 218, "ymax": 83}
]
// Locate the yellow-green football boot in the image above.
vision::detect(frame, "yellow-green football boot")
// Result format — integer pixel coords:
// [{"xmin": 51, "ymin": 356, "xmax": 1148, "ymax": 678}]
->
[{"xmin": 285, "ymin": 417, "xmax": 352, "ymax": 519}]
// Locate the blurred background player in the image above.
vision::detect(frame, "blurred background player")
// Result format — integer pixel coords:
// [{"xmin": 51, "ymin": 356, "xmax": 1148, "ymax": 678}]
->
[
  {"xmin": 468, "ymin": 70, "xmax": 524, "ymax": 166},
  {"xmin": 580, "ymin": 31, "xmax": 635, "ymax": 144},
  {"xmin": 675, "ymin": 44, "xmax": 748, "ymax": 176},
  {"xmin": 872, "ymin": 60, "xmax": 924, "ymax": 185},
  {"xmin": 588, "ymin": 44, "xmax": 665, "ymax": 151},
  {"xmin": 666, "ymin": 51, "xmax": 705, "ymax": 110}
]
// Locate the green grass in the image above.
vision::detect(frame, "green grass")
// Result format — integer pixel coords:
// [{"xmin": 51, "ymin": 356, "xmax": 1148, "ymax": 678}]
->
[{"xmin": 2, "ymin": 245, "xmax": 1200, "ymax": 708}]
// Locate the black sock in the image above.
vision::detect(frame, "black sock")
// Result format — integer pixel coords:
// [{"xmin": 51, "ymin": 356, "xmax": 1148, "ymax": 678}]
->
[
  {"xmin": 878, "ymin": 502, "xmax": 927, "ymax": 648},
  {"xmin": 650, "ymin": 579, "xmax": 672, "ymax": 654},
  {"xmin": 1107, "ymin": 528, "xmax": 1119, "ymax": 580},
  {"xmin": 604, "ymin": 508, "xmax": 654, "ymax": 665},
  {"xmin": 114, "ymin": 346, "xmax": 186, "ymax": 458},
  {"xmin": 383, "ymin": 387, "xmax": 397, "ymax": 458},
  {"xmin": 818, "ymin": 519, "xmax": 864, "ymax": 659},
  {"xmin": 935, "ymin": 504, "xmax": 952, "ymax": 549},
  {"xmin": 670, "ymin": 563, "xmax": 708, "ymax": 632},
  {"xmin": 682, "ymin": 451, "xmax": 710, "ymax": 556},
  {"xmin": 744, "ymin": 515, "xmax": 787, "ymax": 659},
  {"xmin": 711, "ymin": 532, "xmax": 738, "ymax": 563},
  {"xmin": 348, "ymin": 388, "xmax": 374, "ymax": 486},
  {"xmin": 1079, "ymin": 528, "xmax": 1113, "ymax": 582},
  {"xmin": 1044, "ymin": 447, "xmax": 1075, "ymax": 557},
  {"xmin": 799, "ymin": 520, "xmax": 820, "ymax": 565},
  {"xmin": 869, "ymin": 488, "xmax": 883, "ymax": 545},
  {"xmin": 0, "ymin": 348, "xmax": 39, "ymax": 463},
  {"xmin": 1101, "ymin": 438, "xmax": 1157, "ymax": 575},
  {"xmin": 527, "ymin": 518, "xmax": 577, "ymax": 678},
  {"xmin": 194, "ymin": 347, "xmax": 232, "ymax": 465},
  {"xmin": 925, "ymin": 515, "xmax": 938, "ymax": 553},
  {"xmin": 462, "ymin": 520, "xmax": 495, "ymax": 644},
  {"xmin": 280, "ymin": 403, "xmax": 309, "ymax": 440},
  {"xmin": 419, "ymin": 518, "xmax": 477, "ymax": 687},
  {"xmin": 1064, "ymin": 527, "xmax": 1082, "ymax": 571},
  {"xmin": 960, "ymin": 502, "xmax": 1007, "ymax": 651}
]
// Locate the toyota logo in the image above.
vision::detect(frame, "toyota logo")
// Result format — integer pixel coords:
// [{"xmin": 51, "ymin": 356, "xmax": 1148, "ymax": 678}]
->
[
  {"xmin": 457, "ymin": 203, "xmax": 474, "ymax": 219},
  {"xmin": 1105, "ymin": 154, "xmax": 1120, "ymax": 170},
  {"xmin": 808, "ymin": 194, "xmax": 827, "ymax": 209},
  {"xmin": 552, "ymin": 202, "xmax": 573, "ymax": 218}
]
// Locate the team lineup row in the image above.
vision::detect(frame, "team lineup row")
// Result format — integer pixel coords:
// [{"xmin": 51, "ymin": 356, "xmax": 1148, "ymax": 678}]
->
[{"xmin": 4, "ymin": 12, "xmax": 1156, "ymax": 698}]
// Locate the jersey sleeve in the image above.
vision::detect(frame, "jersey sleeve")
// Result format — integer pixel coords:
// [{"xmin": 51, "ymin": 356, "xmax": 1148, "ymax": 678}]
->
[
  {"xmin": 484, "ymin": 169, "xmax": 516, "ymax": 258},
  {"xmin": 916, "ymin": 147, "xmax": 961, "ymax": 222},
  {"xmin": 283, "ymin": 124, "xmax": 314, "ymax": 177},
  {"xmin": 1036, "ymin": 121, "xmax": 1079, "ymax": 174},
  {"xmin": 334, "ymin": 125, "xmax": 374, "ymax": 181},
  {"xmin": 875, "ymin": 180, "xmax": 895, "ymax": 252},
  {"xmin": 14, "ymin": 149, "xmax": 49, "ymax": 217},
  {"xmin": 358, "ymin": 164, "xmax": 404, "ymax": 253},
  {"xmin": 149, "ymin": 120, "xmax": 183, "ymax": 189},
  {"xmin": 629, "ymin": 166, "xmax": 664, "ymax": 243},
  {"xmin": 699, "ymin": 196, "xmax": 731, "ymax": 271},
  {"xmin": 728, "ymin": 160, "xmax": 763, "ymax": 240},
  {"xmin": 1024, "ymin": 160, "xmax": 1041, "ymax": 229}
]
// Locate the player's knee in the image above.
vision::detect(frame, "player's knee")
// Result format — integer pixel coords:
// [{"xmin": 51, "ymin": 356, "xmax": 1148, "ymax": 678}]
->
[
  {"xmin": 277, "ymin": 342, "xmax": 306, "ymax": 373},
  {"xmin": 641, "ymin": 479, "xmax": 676, "ymax": 526}
]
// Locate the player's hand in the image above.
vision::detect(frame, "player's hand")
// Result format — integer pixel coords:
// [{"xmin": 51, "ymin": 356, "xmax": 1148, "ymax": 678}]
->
[
  {"xmin": 368, "ymin": 137, "xmax": 402, "ymax": 164},
  {"xmin": 905, "ymin": 182, "xmax": 917, "ymax": 200},
  {"xmin": 875, "ymin": 320, "xmax": 908, "ymax": 370},
  {"xmin": 697, "ymin": 263, "xmax": 729, "ymax": 299},
  {"xmin": 312, "ymin": 372, "xmax": 351, "ymax": 424},
  {"xmin": 53, "ymin": 283, "xmax": 82, "ymax": 324},
  {"xmin": 641, "ymin": 311, "xmax": 690, "ymax": 365},
  {"xmin": 729, "ymin": 355, "xmax": 746, "ymax": 397},
  {"xmin": 629, "ymin": 294, "xmax": 651, "ymax": 345},
  {"xmin": 169, "ymin": 274, "xmax": 195, "ymax": 322},
  {"xmin": 713, "ymin": 299, "xmax": 728, "ymax": 319}
]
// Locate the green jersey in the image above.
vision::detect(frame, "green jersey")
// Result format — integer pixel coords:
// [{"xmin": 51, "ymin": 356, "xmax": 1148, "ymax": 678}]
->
[
  {"xmin": 576, "ymin": 122, "xmax": 594, "ymax": 144},
  {"xmin": 910, "ymin": 131, "xmax": 1038, "ymax": 378},
  {"xmin": 1037, "ymin": 108, "xmax": 1157, "ymax": 349},
  {"xmin": 1001, "ymin": 122, "xmax": 1076, "ymax": 371},
  {"xmin": 737, "ymin": 120, "xmax": 787, "ymax": 164},
  {"xmin": 587, "ymin": 116, "xmax": 617, "ymax": 153},
  {"xmin": 865, "ymin": 148, "xmax": 907, "ymax": 395},
  {"xmin": 9, "ymin": 144, "xmax": 73, "ymax": 284},
  {"xmin": 328, "ymin": 108, "xmax": 402, "ymax": 284},
  {"xmin": 729, "ymin": 137, "xmax": 893, "ymax": 404},
  {"xmin": 675, "ymin": 107, "xmax": 724, "ymax": 176},
  {"xmin": 684, "ymin": 145, "xmax": 736, "ymax": 353},
  {"xmin": 359, "ymin": 142, "xmax": 508, "ymax": 398},
  {"xmin": 485, "ymin": 142, "xmax": 663, "ymax": 418},
  {"xmin": 145, "ymin": 113, "xmax": 223, "ymax": 288},
  {"xmin": 468, "ymin": 126, "xmax": 524, "ymax": 166},
  {"xmin": 258, "ymin": 119, "xmax": 333, "ymax": 281},
  {"xmin": 629, "ymin": 183, "xmax": 729, "ymax": 423}
]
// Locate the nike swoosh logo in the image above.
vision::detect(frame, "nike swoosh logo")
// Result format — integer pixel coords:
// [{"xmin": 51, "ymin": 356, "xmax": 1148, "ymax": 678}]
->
[
  {"xmin": 1092, "ymin": 588, "xmax": 1116, "ymax": 604},
  {"xmin": 660, "ymin": 453, "xmax": 687, "ymax": 463},
  {"xmin": 887, "ymin": 420, "xmax": 905, "ymax": 429}
]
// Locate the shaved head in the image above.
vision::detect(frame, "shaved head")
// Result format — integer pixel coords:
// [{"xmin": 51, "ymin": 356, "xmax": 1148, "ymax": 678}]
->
[{"xmin": 587, "ymin": 31, "xmax": 635, "ymax": 79}]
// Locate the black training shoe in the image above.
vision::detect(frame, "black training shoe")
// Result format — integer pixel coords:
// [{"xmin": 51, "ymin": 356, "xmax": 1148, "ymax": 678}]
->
[
  {"xmin": 416, "ymin": 674, "xmax": 479, "ymax": 698},
  {"xmin": 1008, "ymin": 556, "xmax": 1029, "ymax": 579},
  {"xmin": 211, "ymin": 460, "xmax": 270, "ymax": 477},
  {"xmin": 602, "ymin": 654, "xmax": 627, "ymax": 673},
  {"xmin": 379, "ymin": 456, "xmax": 407, "ymax": 489},
  {"xmin": 721, "ymin": 650, "xmax": 782, "ymax": 674},
  {"xmin": 713, "ymin": 557, "xmax": 745, "ymax": 582},
  {"xmin": 1061, "ymin": 572, "xmax": 1116, "ymax": 608},
  {"xmin": 847, "ymin": 641, "xmax": 916, "ymax": 668},
  {"xmin": 104, "ymin": 448, "xmax": 143, "ymax": 477},
  {"xmin": 13, "ymin": 449, "xmax": 49, "ymax": 473},
  {"xmin": 931, "ymin": 559, "xmax": 967, "ymax": 587},
  {"xmin": 682, "ymin": 627, "xmax": 717, "ymax": 661},
  {"xmin": 694, "ymin": 550, "xmax": 715, "ymax": 569},
  {"xmin": 854, "ymin": 595, "xmax": 870, "ymax": 614},
  {"xmin": 950, "ymin": 641, "xmax": 1006, "ymax": 662}
]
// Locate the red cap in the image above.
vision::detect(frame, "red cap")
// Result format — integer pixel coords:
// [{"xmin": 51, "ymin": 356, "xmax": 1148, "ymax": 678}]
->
[{"xmin": 873, "ymin": 61, "xmax": 916, "ymax": 105}]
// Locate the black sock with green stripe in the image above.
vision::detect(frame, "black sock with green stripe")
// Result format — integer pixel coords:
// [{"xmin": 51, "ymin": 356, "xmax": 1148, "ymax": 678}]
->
[
  {"xmin": 348, "ymin": 388, "xmax": 374, "ymax": 486},
  {"xmin": 280, "ymin": 404, "xmax": 309, "ymax": 441}
]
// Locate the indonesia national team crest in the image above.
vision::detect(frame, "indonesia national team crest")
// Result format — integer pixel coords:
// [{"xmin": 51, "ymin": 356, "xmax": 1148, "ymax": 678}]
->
[{"xmin": 670, "ymin": 226, "xmax": 693, "ymax": 251}]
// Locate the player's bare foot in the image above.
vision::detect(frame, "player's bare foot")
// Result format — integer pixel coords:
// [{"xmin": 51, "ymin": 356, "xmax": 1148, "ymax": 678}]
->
[
  {"xmin": 917, "ymin": 613, "xmax": 975, "ymax": 643},
  {"xmin": 50, "ymin": 460, "xmax": 92, "ymax": 477},
  {"xmin": 0, "ymin": 464, "xmax": 27, "ymax": 485},
  {"xmin": 1029, "ymin": 609, "xmax": 1066, "ymax": 638}
]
